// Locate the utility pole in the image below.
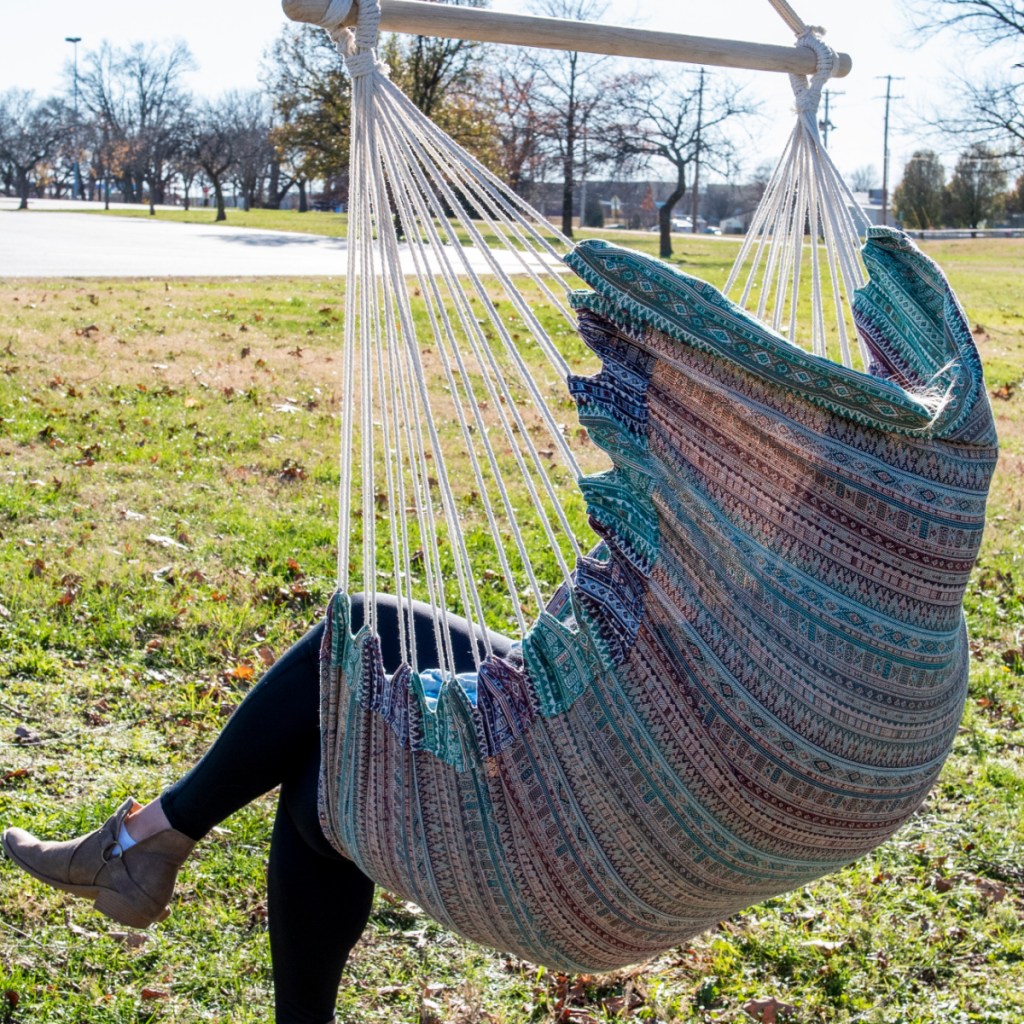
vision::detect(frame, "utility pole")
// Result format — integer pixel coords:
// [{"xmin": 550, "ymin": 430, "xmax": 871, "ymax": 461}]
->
[
  {"xmin": 818, "ymin": 88, "xmax": 843, "ymax": 149},
  {"xmin": 65, "ymin": 36, "xmax": 82, "ymax": 200},
  {"xmin": 876, "ymin": 74, "xmax": 904, "ymax": 226},
  {"xmin": 691, "ymin": 67, "xmax": 706, "ymax": 235}
]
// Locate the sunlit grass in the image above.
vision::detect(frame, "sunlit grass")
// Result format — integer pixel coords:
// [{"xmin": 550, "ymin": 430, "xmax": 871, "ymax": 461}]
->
[{"xmin": 1, "ymin": 245, "xmax": 1022, "ymax": 1022}]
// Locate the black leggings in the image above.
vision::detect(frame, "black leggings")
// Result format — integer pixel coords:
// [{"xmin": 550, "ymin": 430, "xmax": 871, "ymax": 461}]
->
[{"xmin": 160, "ymin": 594, "xmax": 512, "ymax": 1024}]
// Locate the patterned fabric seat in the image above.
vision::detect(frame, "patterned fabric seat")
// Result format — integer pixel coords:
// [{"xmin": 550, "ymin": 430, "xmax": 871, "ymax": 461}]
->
[{"xmin": 317, "ymin": 228, "xmax": 997, "ymax": 971}]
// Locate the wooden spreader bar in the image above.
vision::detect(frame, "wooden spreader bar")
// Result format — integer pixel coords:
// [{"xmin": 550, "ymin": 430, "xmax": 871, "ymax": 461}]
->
[{"xmin": 282, "ymin": 0, "xmax": 853, "ymax": 78}]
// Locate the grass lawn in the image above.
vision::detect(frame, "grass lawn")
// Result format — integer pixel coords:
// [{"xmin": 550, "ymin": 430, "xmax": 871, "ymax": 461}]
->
[{"xmin": 0, "ymin": 236, "xmax": 1022, "ymax": 1023}]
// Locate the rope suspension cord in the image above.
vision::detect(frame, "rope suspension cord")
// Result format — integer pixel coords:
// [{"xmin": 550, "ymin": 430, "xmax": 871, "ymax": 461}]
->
[
  {"xmin": 310, "ymin": 0, "xmax": 592, "ymax": 673},
  {"xmin": 287, "ymin": 0, "xmax": 874, "ymax": 676},
  {"xmin": 724, "ymin": 3, "xmax": 872, "ymax": 366}
]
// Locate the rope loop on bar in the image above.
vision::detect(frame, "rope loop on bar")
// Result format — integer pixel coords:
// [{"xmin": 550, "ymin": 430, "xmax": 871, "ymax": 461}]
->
[
  {"xmin": 789, "ymin": 29, "xmax": 835, "ymax": 126},
  {"xmin": 351, "ymin": 0, "xmax": 383, "ymax": 49},
  {"xmin": 313, "ymin": 0, "xmax": 388, "ymax": 79},
  {"xmin": 322, "ymin": 0, "xmax": 354, "ymax": 30}
]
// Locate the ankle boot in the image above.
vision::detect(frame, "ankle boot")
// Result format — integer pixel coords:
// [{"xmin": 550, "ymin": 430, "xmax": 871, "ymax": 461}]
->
[{"xmin": 1, "ymin": 797, "xmax": 195, "ymax": 929}]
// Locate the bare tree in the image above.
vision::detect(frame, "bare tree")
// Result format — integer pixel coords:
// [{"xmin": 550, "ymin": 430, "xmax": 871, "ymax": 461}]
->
[
  {"xmin": 934, "ymin": 77, "xmax": 1024, "ymax": 163},
  {"xmin": 525, "ymin": 0, "xmax": 614, "ymax": 238},
  {"xmin": 905, "ymin": 0, "xmax": 1024, "ymax": 44},
  {"xmin": 0, "ymin": 90, "xmax": 65, "ymax": 209},
  {"xmin": 227, "ymin": 91, "xmax": 275, "ymax": 211},
  {"xmin": 906, "ymin": 0, "xmax": 1024, "ymax": 162},
  {"xmin": 484, "ymin": 52, "xmax": 549, "ymax": 198},
  {"xmin": 76, "ymin": 41, "xmax": 194, "ymax": 210},
  {"xmin": 172, "ymin": 149, "xmax": 202, "ymax": 210},
  {"xmin": 189, "ymin": 98, "xmax": 239, "ymax": 222},
  {"xmin": 848, "ymin": 164, "xmax": 880, "ymax": 191},
  {"xmin": 608, "ymin": 70, "xmax": 753, "ymax": 258}
]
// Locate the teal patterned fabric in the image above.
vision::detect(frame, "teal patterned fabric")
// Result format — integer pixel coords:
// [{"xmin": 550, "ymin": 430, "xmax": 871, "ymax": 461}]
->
[{"xmin": 318, "ymin": 227, "xmax": 997, "ymax": 970}]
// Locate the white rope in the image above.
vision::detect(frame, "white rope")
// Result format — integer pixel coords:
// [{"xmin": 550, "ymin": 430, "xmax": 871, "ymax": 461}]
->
[
  {"xmin": 316, "ymin": 0, "xmax": 590, "ymax": 674},
  {"xmin": 725, "ymin": 26, "xmax": 871, "ymax": 368},
  {"xmin": 326, "ymin": 0, "xmax": 872, "ymax": 678},
  {"xmin": 374, "ymin": 99, "xmax": 581, "ymax": 580}
]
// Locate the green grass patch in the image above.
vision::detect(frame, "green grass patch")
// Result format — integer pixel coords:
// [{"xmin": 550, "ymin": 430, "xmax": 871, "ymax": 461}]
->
[
  {"xmin": 1, "ymin": 244, "xmax": 1023, "ymax": 1023},
  {"xmin": 72, "ymin": 204, "xmax": 353, "ymax": 239}
]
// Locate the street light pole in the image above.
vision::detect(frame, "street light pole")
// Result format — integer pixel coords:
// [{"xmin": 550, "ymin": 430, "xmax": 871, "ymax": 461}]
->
[{"xmin": 65, "ymin": 36, "xmax": 82, "ymax": 200}]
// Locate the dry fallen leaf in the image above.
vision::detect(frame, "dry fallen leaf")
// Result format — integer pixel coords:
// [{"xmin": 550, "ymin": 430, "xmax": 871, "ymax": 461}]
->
[
  {"xmin": 974, "ymin": 878, "xmax": 1007, "ymax": 902},
  {"xmin": 140, "ymin": 987, "xmax": 169, "ymax": 1000},
  {"xmin": 743, "ymin": 995, "xmax": 796, "ymax": 1023}
]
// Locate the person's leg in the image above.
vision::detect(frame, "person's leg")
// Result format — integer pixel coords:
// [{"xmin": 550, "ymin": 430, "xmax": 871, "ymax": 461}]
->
[
  {"xmin": 256, "ymin": 595, "xmax": 511, "ymax": 1023},
  {"xmin": 159, "ymin": 621, "xmax": 325, "ymax": 840},
  {"xmin": 3, "ymin": 593, "xmax": 512, "ymax": 1011},
  {"xmin": 269, "ymin": 746, "xmax": 375, "ymax": 1024},
  {"xmin": 159, "ymin": 594, "xmax": 512, "ymax": 841}
]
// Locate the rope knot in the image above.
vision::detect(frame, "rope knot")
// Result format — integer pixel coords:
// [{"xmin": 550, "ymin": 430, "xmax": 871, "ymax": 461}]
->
[
  {"xmin": 324, "ymin": 0, "xmax": 385, "ymax": 80},
  {"xmin": 343, "ymin": 48, "xmax": 388, "ymax": 79}
]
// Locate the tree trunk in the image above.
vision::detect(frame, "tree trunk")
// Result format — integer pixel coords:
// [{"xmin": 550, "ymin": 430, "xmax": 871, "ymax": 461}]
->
[
  {"xmin": 214, "ymin": 180, "xmax": 227, "ymax": 222},
  {"xmin": 561, "ymin": 152, "xmax": 575, "ymax": 238},
  {"xmin": 298, "ymin": 179, "xmax": 308, "ymax": 213},
  {"xmin": 268, "ymin": 161, "xmax": 282, "ymax": 210},
  {"xmin": 659, "ymin": 175, "xmax": 686, "ymax": 259},
  {"xmin": 561, "ymin": 115, "xmax": 576, "ymax": 239},
  {"xmin": 17, "ymin": 170, "xmax": 29, "ymax": 210}
]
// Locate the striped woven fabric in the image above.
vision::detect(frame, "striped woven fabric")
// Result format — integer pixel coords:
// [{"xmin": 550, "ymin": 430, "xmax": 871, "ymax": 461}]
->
[{"xmin": 318, "ymin": 227, "xmax": 997, "ymax": 971}]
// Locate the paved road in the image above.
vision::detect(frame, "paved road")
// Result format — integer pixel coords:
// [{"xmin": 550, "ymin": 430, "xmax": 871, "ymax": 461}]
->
[
  {"xmin": 0, "ymin": 204, "xmax": 564, "ymax": 279},
  {"xmin": 0, "ymin": 208, "xmax": 352, "ymax": 277}
]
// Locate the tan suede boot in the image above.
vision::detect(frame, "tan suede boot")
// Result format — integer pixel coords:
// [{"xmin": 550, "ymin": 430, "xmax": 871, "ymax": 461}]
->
[{"xmin": 1, "ymin": 797, "xmax": 195, "ymax": 929}]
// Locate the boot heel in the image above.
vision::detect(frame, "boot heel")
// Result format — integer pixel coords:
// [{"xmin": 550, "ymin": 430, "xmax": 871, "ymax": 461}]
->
[{"xmin": 94, "ymin": 888, "xmax": 166, "ymax": 929}]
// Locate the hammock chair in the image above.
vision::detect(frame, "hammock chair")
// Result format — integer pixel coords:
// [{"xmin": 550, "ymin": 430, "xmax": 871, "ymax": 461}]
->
[{"xmin": 282, "ymin": 0, "xmax": 997, "ymax": 971}]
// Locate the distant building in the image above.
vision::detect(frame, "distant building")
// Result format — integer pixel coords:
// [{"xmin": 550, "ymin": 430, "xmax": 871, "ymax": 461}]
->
[
  {"xmin": 851, "ymin": 189, "xmax": 889, "ymax": 227},
  {"xmin": 520, "ymin": 180, "xmax": 679, "ymax": 228}
]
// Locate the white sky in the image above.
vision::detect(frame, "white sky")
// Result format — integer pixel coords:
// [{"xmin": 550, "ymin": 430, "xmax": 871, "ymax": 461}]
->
[{"xmin": 0, "ymin": 0, "xmax": 1012, "ymax": 188}]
